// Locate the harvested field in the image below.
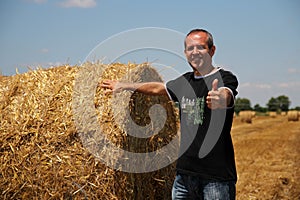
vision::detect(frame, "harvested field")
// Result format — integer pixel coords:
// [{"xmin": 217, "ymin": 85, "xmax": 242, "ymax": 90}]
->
[
  {"xmin": 0, "ymin": 64, "xmax": 299, "ymax": 199},
  {"xmin": 232, "ymin": 115, "xmax": 300, "ymax": 199}
]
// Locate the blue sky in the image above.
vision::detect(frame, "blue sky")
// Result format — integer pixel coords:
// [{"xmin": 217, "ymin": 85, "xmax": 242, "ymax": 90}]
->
[{"xmin": 0, "ymin": 0, "xmax": 300, "ymax": 107}]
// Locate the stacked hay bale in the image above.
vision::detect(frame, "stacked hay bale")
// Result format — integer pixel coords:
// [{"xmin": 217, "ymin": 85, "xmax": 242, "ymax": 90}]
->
[
  {"xmin": 287, "ymin": 110, "xmax": 299, "ymax": 121},
  {"xmin": 238, "ymin": 111, "xmax": 255, "ymax": 124},
  {"xmin": 0, "ymin": 63, "xmax": 178, "ymax": 199}
]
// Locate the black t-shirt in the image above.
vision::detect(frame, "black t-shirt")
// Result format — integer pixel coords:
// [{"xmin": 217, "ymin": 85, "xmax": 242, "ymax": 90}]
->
[{"xmin": 166, "ymin": 68, "xmax": 238, "ymax": 182}]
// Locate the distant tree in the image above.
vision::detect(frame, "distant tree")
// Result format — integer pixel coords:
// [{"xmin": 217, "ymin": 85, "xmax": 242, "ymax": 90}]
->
[
  {"xmin": 267, "ymin": 97, "xmax": 278, "ymax": 111},
  {"xmin": 293, "ymin": 106, "xmax": 300, "ymax": 111},
  {"xmin": 276, "ymin": 95, "xmax": 290, "ymax": 111},
  {"xmin": 235, "ymin": 97, "xmax": 252, "ymax": 113},
  {"xmin": 253, "ymin": 104, "xmax": 267, "ymax": 113},
  {"xmin": 267, "ymin": 95, "xmax": 290, "ymax": 112}
]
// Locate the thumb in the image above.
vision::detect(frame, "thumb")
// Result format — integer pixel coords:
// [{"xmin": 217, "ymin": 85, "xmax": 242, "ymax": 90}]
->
[{"xmin": 212, "ymin": 79, "xmax": 218, "ymax": 91}]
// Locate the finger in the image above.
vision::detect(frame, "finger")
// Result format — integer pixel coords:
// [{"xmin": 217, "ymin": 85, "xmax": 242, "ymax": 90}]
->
[
  {"xmin": 101, "ymin": 80, "xmax": 114, "ymax": 89},
  {"xmin": 102, "ymin": 80, "xmax": 112, "ymax": 85},
  {"xmin": 206, "ymin": 91, "xmax": 220, "ymax": 110},
  {"xmin": 100, "ymin": 82, "xmax": 110, "ymax": 89},
  {"xmin": 212, "ymin": 79, "xmax": 218, "ymax": 91},
  {"xmin": 104, "ymin": 89, "xmax": 113, "ymax": 94}
]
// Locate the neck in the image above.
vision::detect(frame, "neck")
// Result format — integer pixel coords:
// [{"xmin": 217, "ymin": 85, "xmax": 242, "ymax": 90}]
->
[{"xmin": 194, "ymin": 65, "xmax": 215, "ymax": 76}]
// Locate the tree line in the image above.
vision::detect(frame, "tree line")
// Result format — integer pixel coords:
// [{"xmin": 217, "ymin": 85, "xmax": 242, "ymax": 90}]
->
[{"xmin": 234, "ymin": 95, "xmax": 300, "ymax": 114}]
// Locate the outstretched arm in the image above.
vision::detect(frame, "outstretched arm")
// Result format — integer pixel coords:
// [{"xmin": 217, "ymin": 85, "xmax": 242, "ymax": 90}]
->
[{"xmin": 101, "ymin": 80, "xmax": 168, "ymax": 96}]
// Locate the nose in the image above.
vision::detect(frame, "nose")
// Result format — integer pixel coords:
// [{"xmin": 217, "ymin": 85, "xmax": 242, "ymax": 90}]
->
[{"xmin": 192, "ymin": 46, "xmax": 199, "ymax": 54}]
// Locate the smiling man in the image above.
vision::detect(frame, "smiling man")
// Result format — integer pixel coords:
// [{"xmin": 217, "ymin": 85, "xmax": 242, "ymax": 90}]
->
[{"xmin": 102, "ymin": 28, "xmax": 239, "ymax": 200}]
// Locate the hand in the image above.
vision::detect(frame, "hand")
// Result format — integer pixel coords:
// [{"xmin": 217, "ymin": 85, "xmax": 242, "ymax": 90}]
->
[
  {"xmin": 206, "ymin": 79, "xmax": 230, "ymax": 109},
  {"xmin": 100, "ymin": 80, "xmax": 121, "ymax": 93}
]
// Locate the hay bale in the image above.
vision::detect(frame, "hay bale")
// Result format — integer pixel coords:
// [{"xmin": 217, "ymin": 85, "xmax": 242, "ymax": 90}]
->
[
  {"xmin": 239, "ymin": 111, "xmax": 253, "ymax": 123},
  {"xmin": 281, "ymin": 112, "xmax": 287, "ymax": 116},
  {"xmin": 287, "ymin": 111, "xmax": 299, "ymax": 121},
  {"xmin": 251, "ymin": 111, "xmax": 256, "ymax": 118},
  {"xmin": 268, "ymin": 111, "xmax": 277, "ymax": 118},
  {"xmin": 0, "ymin": 62, "xmax": 178, "ymax": 199}
]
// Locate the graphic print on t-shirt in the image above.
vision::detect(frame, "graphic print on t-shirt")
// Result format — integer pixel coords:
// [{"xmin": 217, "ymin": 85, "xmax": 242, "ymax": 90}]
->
[{"xmin": 181, "ymin": 96, "xmax": 205, "ymax": 125}]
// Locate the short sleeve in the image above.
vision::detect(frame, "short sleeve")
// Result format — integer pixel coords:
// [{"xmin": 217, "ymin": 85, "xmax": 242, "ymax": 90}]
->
[
  {"xmin": 221, "ymin": 70, "xmax": 238, "ymax": 97},
  {"xmin": 166, "ymin": 79, "xmax": 180, "ymax": 102},
  {"xmin": 165, "ymin": 73, "xmax": 192, "ymax": 103}
]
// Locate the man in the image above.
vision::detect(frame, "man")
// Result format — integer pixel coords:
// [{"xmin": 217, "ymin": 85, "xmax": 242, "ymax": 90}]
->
[{"xmin": 101, "ymin": 29, "xmax": 238, "ymax": 199}]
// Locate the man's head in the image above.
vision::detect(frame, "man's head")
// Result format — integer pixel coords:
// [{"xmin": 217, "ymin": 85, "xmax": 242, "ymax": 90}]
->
[
  {"xmin": 184, "ymin": 29, "xmax": 214, "ymax": 51},
  {"xmin": 184, "ymin": 29, "xmax": 216, "ymax": 75}
]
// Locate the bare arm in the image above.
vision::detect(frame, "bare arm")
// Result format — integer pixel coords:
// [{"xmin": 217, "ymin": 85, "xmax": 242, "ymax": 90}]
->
[{"xmin": 101, "ymin": 80, "xmax": 168, "ymax": 96}]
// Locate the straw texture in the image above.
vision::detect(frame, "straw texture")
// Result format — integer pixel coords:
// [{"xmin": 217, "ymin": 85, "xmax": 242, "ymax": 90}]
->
[{"xmin": 0, "ymin": 63, "xmax": 178, "ymax": 199}]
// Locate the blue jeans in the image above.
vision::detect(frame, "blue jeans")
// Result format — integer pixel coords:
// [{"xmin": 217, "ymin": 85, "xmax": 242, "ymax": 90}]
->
[{"xmin": 172, "ymin": 173, "xmax": 236, "ymax": 200}]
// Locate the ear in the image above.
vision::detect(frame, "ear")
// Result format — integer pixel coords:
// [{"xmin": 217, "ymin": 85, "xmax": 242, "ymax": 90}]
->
[
  {"xmin": 184, "ymin": 48, "xmax": 188, "ymax": 58},
  {"xmin": 209, "ymin": 45, "xmax": 216, "ymax": 57}
]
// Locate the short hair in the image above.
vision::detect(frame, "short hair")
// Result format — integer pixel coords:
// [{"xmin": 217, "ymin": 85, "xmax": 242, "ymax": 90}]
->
[{"xmin": 184, "ymin": 29, "xmax": 214, "ymax": 50}]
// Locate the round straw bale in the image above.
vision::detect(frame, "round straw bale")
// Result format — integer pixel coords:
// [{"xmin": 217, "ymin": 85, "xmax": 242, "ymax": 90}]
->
[
  {"xmin": 268, "ymin": 111, "xmax": 277, "ymax": 118},
  {"xmin": 0, "ymin": 63, "xmax": 178, "ymax": 199},
  {"xmin": 287, "ymin": 110, "xmax": 299, "ymax": 121},
  {"xmin": 281, "ymin": 112, "xmax": 287, "ymax": 116},
  {"xmin": 239, "ymin": 111, "xmax": 253, "ymax": 123}
]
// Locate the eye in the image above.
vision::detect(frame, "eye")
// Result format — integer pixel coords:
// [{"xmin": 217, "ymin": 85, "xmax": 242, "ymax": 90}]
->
[
  {"xmin": 186, "ymin": 46, "xmax": 194, "ymax": 51},
  {"xmin": 186, "ymin": 45, "xmax": 206, "ymax": 52},
  {"xmin": 196, "ymin": 45, "xmax": 205, "ymax": 50}
]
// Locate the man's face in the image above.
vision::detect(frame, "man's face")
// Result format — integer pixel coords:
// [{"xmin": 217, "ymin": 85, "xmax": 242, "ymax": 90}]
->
[{"xmin": 184, "ymin": 32, "xmax": 215, "ymax": 74}]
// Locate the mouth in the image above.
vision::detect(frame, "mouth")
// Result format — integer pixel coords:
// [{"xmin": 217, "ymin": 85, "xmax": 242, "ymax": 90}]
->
[
  {"xmin": 191, "ymin": 57, "xmax": 202, "ymax": 64},
  {"xmin": 191, "ymin": 55, "xmax": 202, "ymax": 61}
]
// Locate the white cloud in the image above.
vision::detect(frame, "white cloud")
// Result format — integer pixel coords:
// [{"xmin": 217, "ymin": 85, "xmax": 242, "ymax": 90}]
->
[
  {"xmin": 277, "ymin": 81, "xmax": 300, "ymax": 88},
  {"xmin": 288, "ymin": 68, "xmax": 300, "ymax": 74},
  {"xmin": 240, "ymin": 82, "xmax": 271, "ymax": 89},
  {"xmin": 241, "ymin": 81, "xmax": 300, "ymax": 90},
  {"xmin": 40, "ymin": 48, "xmax": 49, "ymax": 53},
  {"xmin": 25, "ymin": 0, "xmax": 47, "ymax": 4},
  {"xmin": 238, "ymin": 81, "xmax": 300, "ymax": 107},
  {"xmin": 59, "ymin": 0, "xmax": 97, "ymax": 8},
  {"xmin": 45, "ymin": 62, "xmax": 65, "ymax": 67}
]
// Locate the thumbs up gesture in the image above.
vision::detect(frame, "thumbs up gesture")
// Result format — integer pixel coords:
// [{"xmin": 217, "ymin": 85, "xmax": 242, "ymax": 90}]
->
[
  {"xmin": 211, "ymin": 78, "xmax": 219, "ymax": 92},
  {"xmin": 206, "ymin": 79, "xmax": 232, "ymax": 109}
]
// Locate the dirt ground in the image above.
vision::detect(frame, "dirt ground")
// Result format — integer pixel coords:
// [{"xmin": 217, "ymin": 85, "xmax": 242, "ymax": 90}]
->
[{"xmin": 232, "ymin": 115, "xmax": 300, "ymax": 200}]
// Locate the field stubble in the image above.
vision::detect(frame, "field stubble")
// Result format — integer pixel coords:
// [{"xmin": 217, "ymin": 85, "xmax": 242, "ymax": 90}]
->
[{"xmin": 232, "ymin": 115, "xmax": 300, "ymax": 199}]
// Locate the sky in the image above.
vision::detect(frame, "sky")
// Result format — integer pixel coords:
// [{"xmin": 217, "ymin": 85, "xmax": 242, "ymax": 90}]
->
[{"xmin": 0, "ymin": 0, "xmax": 300, "ymax": 107}]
